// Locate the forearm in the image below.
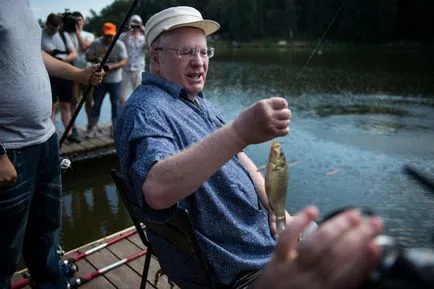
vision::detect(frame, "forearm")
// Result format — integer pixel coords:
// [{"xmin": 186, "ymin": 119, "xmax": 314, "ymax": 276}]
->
[
  {"xmin": 42, "ymin": 51, "xmax": 81, "ymax": 80},
  {"xmin": 108, "ymin": 59, "xmax": 128, "ymax": 70},
  {"xmin": 76, "ymin": 33, "xmax": 90, "ymax": 51},
  {"xmin": 63, "ymin": 51, "xmax": 77, "ymax": 63},
  {"xmin": 142, "ymin": 124, "xmax": 246, "ymax": 209},
  {"xmin": 237, "ymin": 152, "xmax": 272, "ymax": 211}
]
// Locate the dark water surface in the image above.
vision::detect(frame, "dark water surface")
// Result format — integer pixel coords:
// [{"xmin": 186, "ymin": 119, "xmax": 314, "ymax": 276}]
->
[{"xmin": 60, "ymin": 47, "xmax": 434, "ymax": 251}]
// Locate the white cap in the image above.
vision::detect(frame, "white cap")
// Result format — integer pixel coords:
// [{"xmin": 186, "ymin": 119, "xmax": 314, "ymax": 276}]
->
[
  {"xmin": 144, "ymin": 6, "xmax": 220, "ymax": 46},
  {"xmin": 129, "ymin": 14, "xmax": 142, "ymax": 24}
]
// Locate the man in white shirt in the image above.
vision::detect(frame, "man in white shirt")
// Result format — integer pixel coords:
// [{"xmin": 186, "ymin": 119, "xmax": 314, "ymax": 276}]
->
[{"xmin": 119, "ymin": 14, "xmax": 147, "ymax": 107}]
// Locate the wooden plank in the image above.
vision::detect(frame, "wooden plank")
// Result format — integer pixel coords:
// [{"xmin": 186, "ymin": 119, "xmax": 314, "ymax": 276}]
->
[
  {"xmin": 74, "ymin": 258, "xmax": 116, "ymax": 289},
  {"xmin": 58, "ymin": 124, "xmax": 116, "ymax": 159},
  {"xmin": 85, "ymin": 246, "xmax": 142, "ymax": 289},
  {"xmin": 127, "ymin": 234, "xmax": 146, "ymax": 250}
]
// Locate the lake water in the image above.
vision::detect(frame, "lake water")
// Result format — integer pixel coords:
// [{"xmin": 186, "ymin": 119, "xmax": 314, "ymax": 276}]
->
[{"xmin": 60, "ymin": 47, "xmax": 434, "ymax": 251}]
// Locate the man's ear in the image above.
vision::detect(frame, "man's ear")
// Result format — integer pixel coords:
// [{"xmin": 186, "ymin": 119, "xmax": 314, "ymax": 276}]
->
[{"xmin": 150, "ymin": 50, "xmax": 160, "ymax": 73}]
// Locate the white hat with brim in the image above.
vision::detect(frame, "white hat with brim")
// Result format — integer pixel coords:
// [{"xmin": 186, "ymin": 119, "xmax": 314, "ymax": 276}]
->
[{"xmin": 145, "ymin": 6, "xmax": 220, "ymax": 47}]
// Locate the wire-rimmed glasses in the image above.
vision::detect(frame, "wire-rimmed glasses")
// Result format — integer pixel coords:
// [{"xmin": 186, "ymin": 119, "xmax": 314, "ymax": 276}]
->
[{"xmin": 154, "ymin": 47, "xmax": 215, "ymax": 59}]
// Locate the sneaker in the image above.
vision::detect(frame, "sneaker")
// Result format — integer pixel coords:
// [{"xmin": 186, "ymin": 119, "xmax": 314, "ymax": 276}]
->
[
  {"xmin": 67, "ymin": 128, "xmax": 81, "ymax": 143},
  {"xmin": 85, "ymin": 126, "xmax": 98, "ymax": 139}
]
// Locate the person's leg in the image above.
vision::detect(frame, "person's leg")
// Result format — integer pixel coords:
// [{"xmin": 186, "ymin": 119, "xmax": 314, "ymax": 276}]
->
[
  {"xmin": 88, "ymin": 83, "xmax": 107, "ymax": 137},
  {"xmin": 21, "ymin": 134, "xmax": 66, "ymax": 289},
  {"xmin": 119, "ymin": 70, "xmax": 131, "ymax": 108},
  {"xmin": 85, "ymin": 86, "xmax": 94, "ymax": 131},
  {"xmin": 0, "ymin": 142, "xmax": 43, "ymax": 289},
  {"xmin": 50, "ymin": 77, "xmax": 59, "ymax": 123},
  {"xmin": 107, "ymin": 82, "xmax": 121, "ymax": 137},
  {"xmin": 107, "ymin": 82, "xmax": 121, "ymax": 125},
  {"xmin": 59, "ymin": 101, "xmax": 72, "ymax": 135},
  {"xmin": 131, "ymin": 70, "xmax": 143, "ymax": 89},
  {"xmin": 58, "ymin": 80, "xmax": 80, "ymax": 143}
]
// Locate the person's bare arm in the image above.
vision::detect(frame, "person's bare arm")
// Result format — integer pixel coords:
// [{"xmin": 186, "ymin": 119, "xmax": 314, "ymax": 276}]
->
[
  {"xmin": 75, "ymin": 28, "xmax": 92, "ymax": 51},
  {"xmin": 106, "ymin": 57, "xmax": 128, "ymax": 71},
  {"xmin": 63, "ymin": 45, "xmax": 77, "ymax": 63},
  {"xmin": 142, "ymin": 97, "xmax": 291, "ymax": 210},
  {"xmin": 42, "ymin": 51, "xmax": 104, "ymax": 85}
]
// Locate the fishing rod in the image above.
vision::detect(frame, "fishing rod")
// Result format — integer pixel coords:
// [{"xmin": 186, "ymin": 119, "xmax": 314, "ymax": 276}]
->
[
  {"xmin": 67, "ymin": 249, "xmax": 147, "ymax": 288},
  {"xmin": 59, "ymin": 0, "xmax": 140, "ymax": 148},
  {"xmin": 11, "ymin": 228, "xmax": 139, "ymax": 289},
  {"xmin": 289, "ymin": 0, "xmax": 349, "ymax": 91}
]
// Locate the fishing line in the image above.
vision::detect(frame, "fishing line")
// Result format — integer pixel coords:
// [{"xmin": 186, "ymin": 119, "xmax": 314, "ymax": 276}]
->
[
  {"xmin": 59, "ymin": 0, "xmax": 140, "ymax": 148},
  {"xmin": 289, "ymin": 0, "xmax": 349, "ymax": 91}
]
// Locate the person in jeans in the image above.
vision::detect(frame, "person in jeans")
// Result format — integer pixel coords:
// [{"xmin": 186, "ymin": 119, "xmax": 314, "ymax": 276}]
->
[
  {"xmin": 86, "ymin": 22, "xmax": 128, "ymax": 138},
  {"xmin": 115, "ymin": 6, "xmax": 384, "ymax": 289},
  {"xmin": 0, "ymin": 2, "xmax": 104, "ymax": 289},
  {"xmin": 119, "ymin": 14, "xmax": 147, "ymax": 107}
]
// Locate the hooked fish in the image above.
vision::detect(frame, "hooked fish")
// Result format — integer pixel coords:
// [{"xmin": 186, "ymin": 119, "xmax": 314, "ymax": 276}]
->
[{"xmin": 265, "ymin": 140, "xmax": 289, "ymax": 235}]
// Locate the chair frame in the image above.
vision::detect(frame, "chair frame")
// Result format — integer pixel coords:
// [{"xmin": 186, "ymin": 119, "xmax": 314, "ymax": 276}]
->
[
  {"xmin": 110, "ymin": 169, "xmax": 217, "ymax": 289},
  {"xmin": 111, "ymin": 170, "xmax": 153, "ymax": 289}
]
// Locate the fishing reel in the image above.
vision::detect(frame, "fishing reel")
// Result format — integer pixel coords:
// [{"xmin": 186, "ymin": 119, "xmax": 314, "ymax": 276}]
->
[
  {"xmin": 320, "ymin": 207, "xmax": 434, "ymax": 289},
  {"xmin": 60, "ymin": 157, "xmax": 72, "ymax": 171}
]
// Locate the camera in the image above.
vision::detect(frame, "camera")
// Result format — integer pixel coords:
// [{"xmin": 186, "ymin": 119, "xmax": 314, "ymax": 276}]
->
[
  {"xmin": 62, "ymin": 9, "xmax": 77, "ymax": 33},
  {"xmin": 129, "ymin": 24, "xmax": 142, "ymax": 31},
  {"xmin": 320, "ymin": 207, "xmax": 434, "ymax": 289}
]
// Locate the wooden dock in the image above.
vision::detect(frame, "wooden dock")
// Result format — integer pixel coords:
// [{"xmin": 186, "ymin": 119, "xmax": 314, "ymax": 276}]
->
[
  {"xmin": 12, "ymin": 227, "xmax": 179, "ymax": 289},
  {"xmin": 59, "ymin": 124, "xmax": 115, "ymax": 161}
]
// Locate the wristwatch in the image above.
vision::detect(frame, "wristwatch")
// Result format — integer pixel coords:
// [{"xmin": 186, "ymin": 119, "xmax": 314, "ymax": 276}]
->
[{"xmin": 0, "ymin": 143, "xmax": 6, "ymax": 156}]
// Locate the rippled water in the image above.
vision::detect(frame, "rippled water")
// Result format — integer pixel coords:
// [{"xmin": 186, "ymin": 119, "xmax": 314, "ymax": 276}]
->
[{"xmin": 60, "ymin": 47, "xmax": 434, "ymax": 250}]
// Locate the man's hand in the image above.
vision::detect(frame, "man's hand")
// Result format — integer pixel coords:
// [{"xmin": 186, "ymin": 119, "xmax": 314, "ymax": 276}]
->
[
  {"xmin": 231, "ymin": 97, "xmax": 291, "ymax": 147},
  {"xmin": 0, "ymin": 155, "xmax": 17, "ymax": 186},
  {"xmin": 76, "ymin": 64, "xmax": 105, "ymax": 86},
  {"xmin": 254, "ymin": 206, "xmax": 383, "ymax": 289}
]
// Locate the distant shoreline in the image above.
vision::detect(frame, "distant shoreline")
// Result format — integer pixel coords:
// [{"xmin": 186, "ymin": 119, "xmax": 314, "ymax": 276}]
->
[{"xmin": 209, "ymin": 39, "xmax": 434, "ymax": 50}]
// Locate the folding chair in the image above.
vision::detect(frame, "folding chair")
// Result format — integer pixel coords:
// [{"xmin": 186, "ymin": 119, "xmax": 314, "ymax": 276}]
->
[
  {"xmin": 110, "ymin": 169, "xmax": 260, "ymax": 289},
  {"xmin": 111, "ymin": 170, "xmax": 154, "ymax": 289}
]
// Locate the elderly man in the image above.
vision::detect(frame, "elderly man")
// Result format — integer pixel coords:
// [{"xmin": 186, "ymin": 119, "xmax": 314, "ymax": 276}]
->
[{"xmin": 115, "ymin": 6, "xmax": 383, "ymax": 289}]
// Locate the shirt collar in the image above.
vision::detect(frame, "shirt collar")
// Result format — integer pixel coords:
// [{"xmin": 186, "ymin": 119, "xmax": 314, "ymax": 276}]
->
[{"xmin": 142, "ymin": 72, "xmax": 204, "ymax": 101}]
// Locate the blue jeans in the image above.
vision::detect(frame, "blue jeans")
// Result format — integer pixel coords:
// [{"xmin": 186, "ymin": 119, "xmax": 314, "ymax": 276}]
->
[
  {"xmin": 0, "ymin": 133, "xmax": 66, "ymax": 289},
  {"xmin": 92, "ymin": 82, "xmax": 121, "ymax": 124}
]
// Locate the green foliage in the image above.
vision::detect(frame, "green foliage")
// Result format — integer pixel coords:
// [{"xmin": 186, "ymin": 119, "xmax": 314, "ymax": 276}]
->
[{"xmin": 83, "ymin": 0, "xmax": 434, "ymax": 44}]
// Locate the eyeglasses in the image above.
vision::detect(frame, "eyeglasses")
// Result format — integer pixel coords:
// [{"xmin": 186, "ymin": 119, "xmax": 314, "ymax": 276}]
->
[{"xmin": 154, "ymin": 47, "xmax": 215, "ymax": 59}]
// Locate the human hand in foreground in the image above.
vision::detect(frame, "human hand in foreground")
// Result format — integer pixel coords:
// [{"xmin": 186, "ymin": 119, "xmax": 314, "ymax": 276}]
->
[
  {"xmin": 254, "ymin": 206, "xmax": 383, "ymax": 289},
  {"xmin": 0, "ymin": 154, "xmax": 17, "ymax": 186},
  {"xmin": 231, "ymin": 97, "xmax": 291, "ymax": 146},
  {"xmin": 76, "ymin": 64, "xmax": 105, "ymax": 86}
]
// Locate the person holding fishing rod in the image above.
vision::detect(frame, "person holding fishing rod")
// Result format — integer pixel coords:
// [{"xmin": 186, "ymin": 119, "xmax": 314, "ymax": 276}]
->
[
  {"xmin": 115, "ymin": 6, "xmax": 383, "ymax": 289},
  {"xmin": 0, "ymin": 1, "xmax": 104, "ymax": 289}
]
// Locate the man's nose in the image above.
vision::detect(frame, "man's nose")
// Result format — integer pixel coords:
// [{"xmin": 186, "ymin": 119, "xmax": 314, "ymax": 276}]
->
[{"xmin": 190, "ymin": 50, "xmax": 204, "ymax": 65}]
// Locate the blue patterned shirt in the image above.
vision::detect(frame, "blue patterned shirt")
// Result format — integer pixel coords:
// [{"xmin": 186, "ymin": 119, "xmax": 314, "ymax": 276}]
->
[{"xmin": 115, "ymin": 72, "xmax": 275, "ymax": 287}]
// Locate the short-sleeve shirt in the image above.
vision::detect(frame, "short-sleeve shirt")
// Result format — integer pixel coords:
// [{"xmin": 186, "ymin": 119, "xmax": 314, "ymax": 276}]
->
[
  {"xmin": 0, "ymin": 0, "xmax": 54, "ymax": 149},
  {"xmin": 41, "ymin": 30, "xmax": 74, "ymax": 61},
  {"xmin": 120, "ymin": 31, "xmax": 146, "ymax": 72},
  {"xmin": 115, "ymin": 72, "xmax": 275, "ymax": 287},
  {"xmin": 86, "ymin": 37, "xmax": 127, "ymax": 83}
]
